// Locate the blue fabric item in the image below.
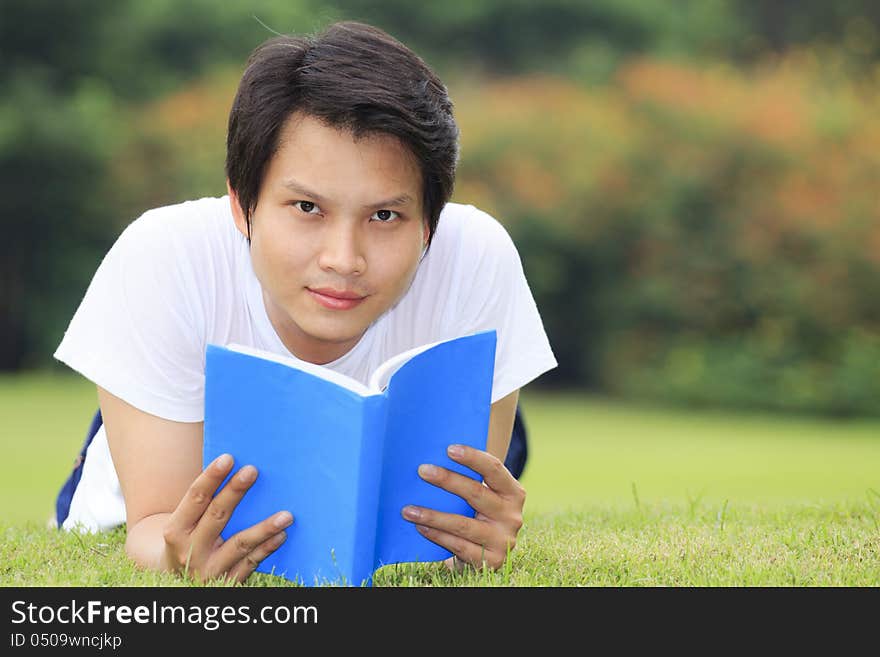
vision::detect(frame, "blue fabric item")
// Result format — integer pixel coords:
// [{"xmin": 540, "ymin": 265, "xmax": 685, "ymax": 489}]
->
[
  {"xmin": 54, "ymin": 404, "xmax": 529, "ymax": 529},
  {"xmin": 55, "ymin": 409, "xmax": 103, "ymax": 528},
  {"xmin": 505, "ymin": 405, "xmax": 528, "ymax": 480}
]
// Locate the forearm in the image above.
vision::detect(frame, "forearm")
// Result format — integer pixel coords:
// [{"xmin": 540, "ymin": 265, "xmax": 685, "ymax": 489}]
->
[
  {"xmin": 124, "ymin": 513, "xmax": 175, "ymax": 573},
  {"xmin": 487, "ymin": 390, "xmax": 519, "ymax": 462}
]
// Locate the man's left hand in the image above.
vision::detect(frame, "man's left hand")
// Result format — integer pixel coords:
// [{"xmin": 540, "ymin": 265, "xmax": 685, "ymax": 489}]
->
[{"xmin": 401, "ymin": 443, "xmax": 526, "ymax": 571}]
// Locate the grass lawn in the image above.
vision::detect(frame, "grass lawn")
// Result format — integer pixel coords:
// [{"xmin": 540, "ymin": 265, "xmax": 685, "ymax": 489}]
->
[{"xmin": 1, "ymin": 373, "xmax": 878, "ymax": 586}]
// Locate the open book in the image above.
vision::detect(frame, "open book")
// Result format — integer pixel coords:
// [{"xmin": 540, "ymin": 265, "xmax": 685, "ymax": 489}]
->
[{"xmin": 203, "ymin": 329, "xmax": 497, "ymax": 586}]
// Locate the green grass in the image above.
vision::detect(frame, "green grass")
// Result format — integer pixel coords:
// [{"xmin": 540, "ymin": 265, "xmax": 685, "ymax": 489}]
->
[{"xmin": 2, "ymin": 373, "xmax": 879, "ymax": 586}]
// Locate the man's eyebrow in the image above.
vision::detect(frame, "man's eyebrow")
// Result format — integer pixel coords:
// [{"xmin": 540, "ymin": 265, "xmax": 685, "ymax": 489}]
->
[
  {"xmin": 281, "ymin": 179, "xmax": 414, "ymax": 210},
  {"xmin": 364, "ymin": 193, "xmax": 414, "ymax": 210},
  {"xmin": 282, "ymin": 179, "xmax": 328, "ymax": 204}
]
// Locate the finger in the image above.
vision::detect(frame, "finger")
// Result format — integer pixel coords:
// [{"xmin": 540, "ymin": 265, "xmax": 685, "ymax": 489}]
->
[
  {"xmin": 401, "ymin": 505, "xmax": 492, "ymax": 546},
  {"xmin": 447, "ymin": 444, "xmax": 526, "ymax": 500},
  {"xmin": 165, "ymin": 453, "xmax": 235, "ymax": 536},
  {"xmin": 206, "ymin": 510, "xmax": 294, "ymax": 576},
  {"xmin": 188, "ymin": 463, "xmax": 260, "ymax": 553},
  {"xmin": 416, "ymin": 463, "xmax": 505, "ymax": 517},
  {"xmin": 413, "ymin": 524, "xmax": 505, "ymax": 570},
  {"xmin": 225, "ymin": 530, "xmax": 288, "ymax": 584}
]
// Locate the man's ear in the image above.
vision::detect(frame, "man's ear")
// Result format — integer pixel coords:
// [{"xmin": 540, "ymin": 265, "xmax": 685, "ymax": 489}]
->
[
  {"xmin": 419, "ymin": 220, "xmax": 430, "ymax": 261},
  {"xmin": 227, "ymin": 180, "xmax": 250, "ymax": 239}
]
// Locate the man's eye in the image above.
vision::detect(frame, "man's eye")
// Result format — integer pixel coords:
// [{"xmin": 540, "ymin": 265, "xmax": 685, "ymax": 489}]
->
[
  {"xmin": 371, "ymin": 209, "xmax": 399, "ymax": 222},
  {"xmin": 294, "ymin": 201, "xmax": 320, "ymax": 214}
]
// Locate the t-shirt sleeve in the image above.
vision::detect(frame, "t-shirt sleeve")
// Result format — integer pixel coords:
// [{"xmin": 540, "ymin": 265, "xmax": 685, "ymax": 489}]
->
[
  {"xmin": 446, "ymin": 206, "xmax": 557, "ymax": 403},
  {"xmin": 54, "ymin": 210, "xmax": 207, "ymax": 422}
]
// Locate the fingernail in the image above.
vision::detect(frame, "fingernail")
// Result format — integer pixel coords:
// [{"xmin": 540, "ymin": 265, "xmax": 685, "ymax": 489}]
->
[
  {"xmin": 214, "ymin": 454, "xmax": 232, "ymax": 471},
  {"xmin": 418, "ymin": 464, "xmax": 438, "ymax": 478},
  {"xmin": 402, "ymin": 505, "xmax": 422, "ymax": 520},
  {"xmin": 272, "ymin": 531, "xmax": 287, "ymax": 547},
  {"xmin": 448, "ymin": 444, "xmax": 465, "ymax": 458},
  {"xmin": 274, "ymin": 511, "xmax": 293, "ymax": 529},
  {"xmin": 238, "ymin": 466, "xmax": 257, "ymax": 484}
]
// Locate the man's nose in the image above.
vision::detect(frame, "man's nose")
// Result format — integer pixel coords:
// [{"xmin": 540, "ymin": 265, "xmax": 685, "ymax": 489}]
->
[{"xmin": 317, "ymin": 221, "xmax": 367, "ymax": 276}]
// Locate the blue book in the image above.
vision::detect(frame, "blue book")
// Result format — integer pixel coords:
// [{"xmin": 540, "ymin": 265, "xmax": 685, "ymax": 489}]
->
[{"xmin": 203, "ymin": 329, "xmax": 497, "ymax": 586}]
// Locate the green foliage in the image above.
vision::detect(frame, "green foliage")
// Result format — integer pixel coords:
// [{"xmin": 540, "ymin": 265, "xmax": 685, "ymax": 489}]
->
[
  {"xmin": 730, "ymin": 0, "xmax": 880, "ymax": 64},
  {"xmin": 0, "ymin": 73, "xmax": 121, "ymax": 368},
  {"xmin": 327, "ymin": 0, "xmax": 680, "ymax": 77},
  {"xmin": 0, "ymin": 0, "xmax": 320, "ymax": 101},
  {"xmin": 449, "ymin": 57, "xmax": 880, "ymax": 415}
]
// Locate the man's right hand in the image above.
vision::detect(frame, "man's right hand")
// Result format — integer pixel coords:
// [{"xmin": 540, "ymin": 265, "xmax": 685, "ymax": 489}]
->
[
  {"xmin": 97, "ymin": 386, "xmax": 293, "ymax": 584},
  {"xmin": 159, "ymin": 453, "xmax": 294, "ymax": 583}
]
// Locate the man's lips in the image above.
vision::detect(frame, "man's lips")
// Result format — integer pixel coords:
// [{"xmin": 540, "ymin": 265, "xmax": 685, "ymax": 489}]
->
[{"xmin": 307, "ymin": 287, "xmax": 367, "ymax": 310}]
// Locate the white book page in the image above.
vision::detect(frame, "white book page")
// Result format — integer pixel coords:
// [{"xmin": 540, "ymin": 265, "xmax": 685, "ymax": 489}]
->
[
  {"xmin": 367, "ymin": 338, "xmax": 446, "ymax": 392},
  {"xmin": 225, "ymin": 343, "xmax": 376, "ymax": 397}
]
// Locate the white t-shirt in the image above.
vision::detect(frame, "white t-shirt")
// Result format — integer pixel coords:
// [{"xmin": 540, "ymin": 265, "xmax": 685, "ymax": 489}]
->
[{"xmin": 55, "ymin": 196, "xmax": 557, "ymax": 531}]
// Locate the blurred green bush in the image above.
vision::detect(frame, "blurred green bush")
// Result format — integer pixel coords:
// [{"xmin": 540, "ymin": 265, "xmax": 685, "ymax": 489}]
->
[{"xmin": 450, "ymin": 58, "xmax": 880, "ymax": 415}]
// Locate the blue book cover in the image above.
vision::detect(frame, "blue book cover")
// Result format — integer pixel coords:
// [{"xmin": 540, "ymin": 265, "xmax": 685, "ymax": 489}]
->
[{"xmin": 203, "ymin": 329, "xmax": 497, "ymax": 586}]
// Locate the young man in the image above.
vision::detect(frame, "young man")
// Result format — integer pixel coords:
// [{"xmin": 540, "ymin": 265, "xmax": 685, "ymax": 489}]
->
[{"xmin": 54, "ymin": 21, "xmax": 556, "ymax": 583}]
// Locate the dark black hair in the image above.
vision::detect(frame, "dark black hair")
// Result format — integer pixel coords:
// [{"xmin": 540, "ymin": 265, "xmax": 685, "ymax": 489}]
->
[{"xmin": 226, "ymin": 21, "xmax": 459, "ymax": 245}]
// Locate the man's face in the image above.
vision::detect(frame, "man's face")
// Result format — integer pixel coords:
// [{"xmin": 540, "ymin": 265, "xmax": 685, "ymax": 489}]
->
[{"xmin": 229, "ymin": 112, "xmax": 428, "ymax": 364}]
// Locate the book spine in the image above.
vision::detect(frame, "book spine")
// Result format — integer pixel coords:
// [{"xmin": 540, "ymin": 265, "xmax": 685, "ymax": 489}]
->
[{"xmin": 350, "ymin": 395, "xmax": 389, "ymax": 586}]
